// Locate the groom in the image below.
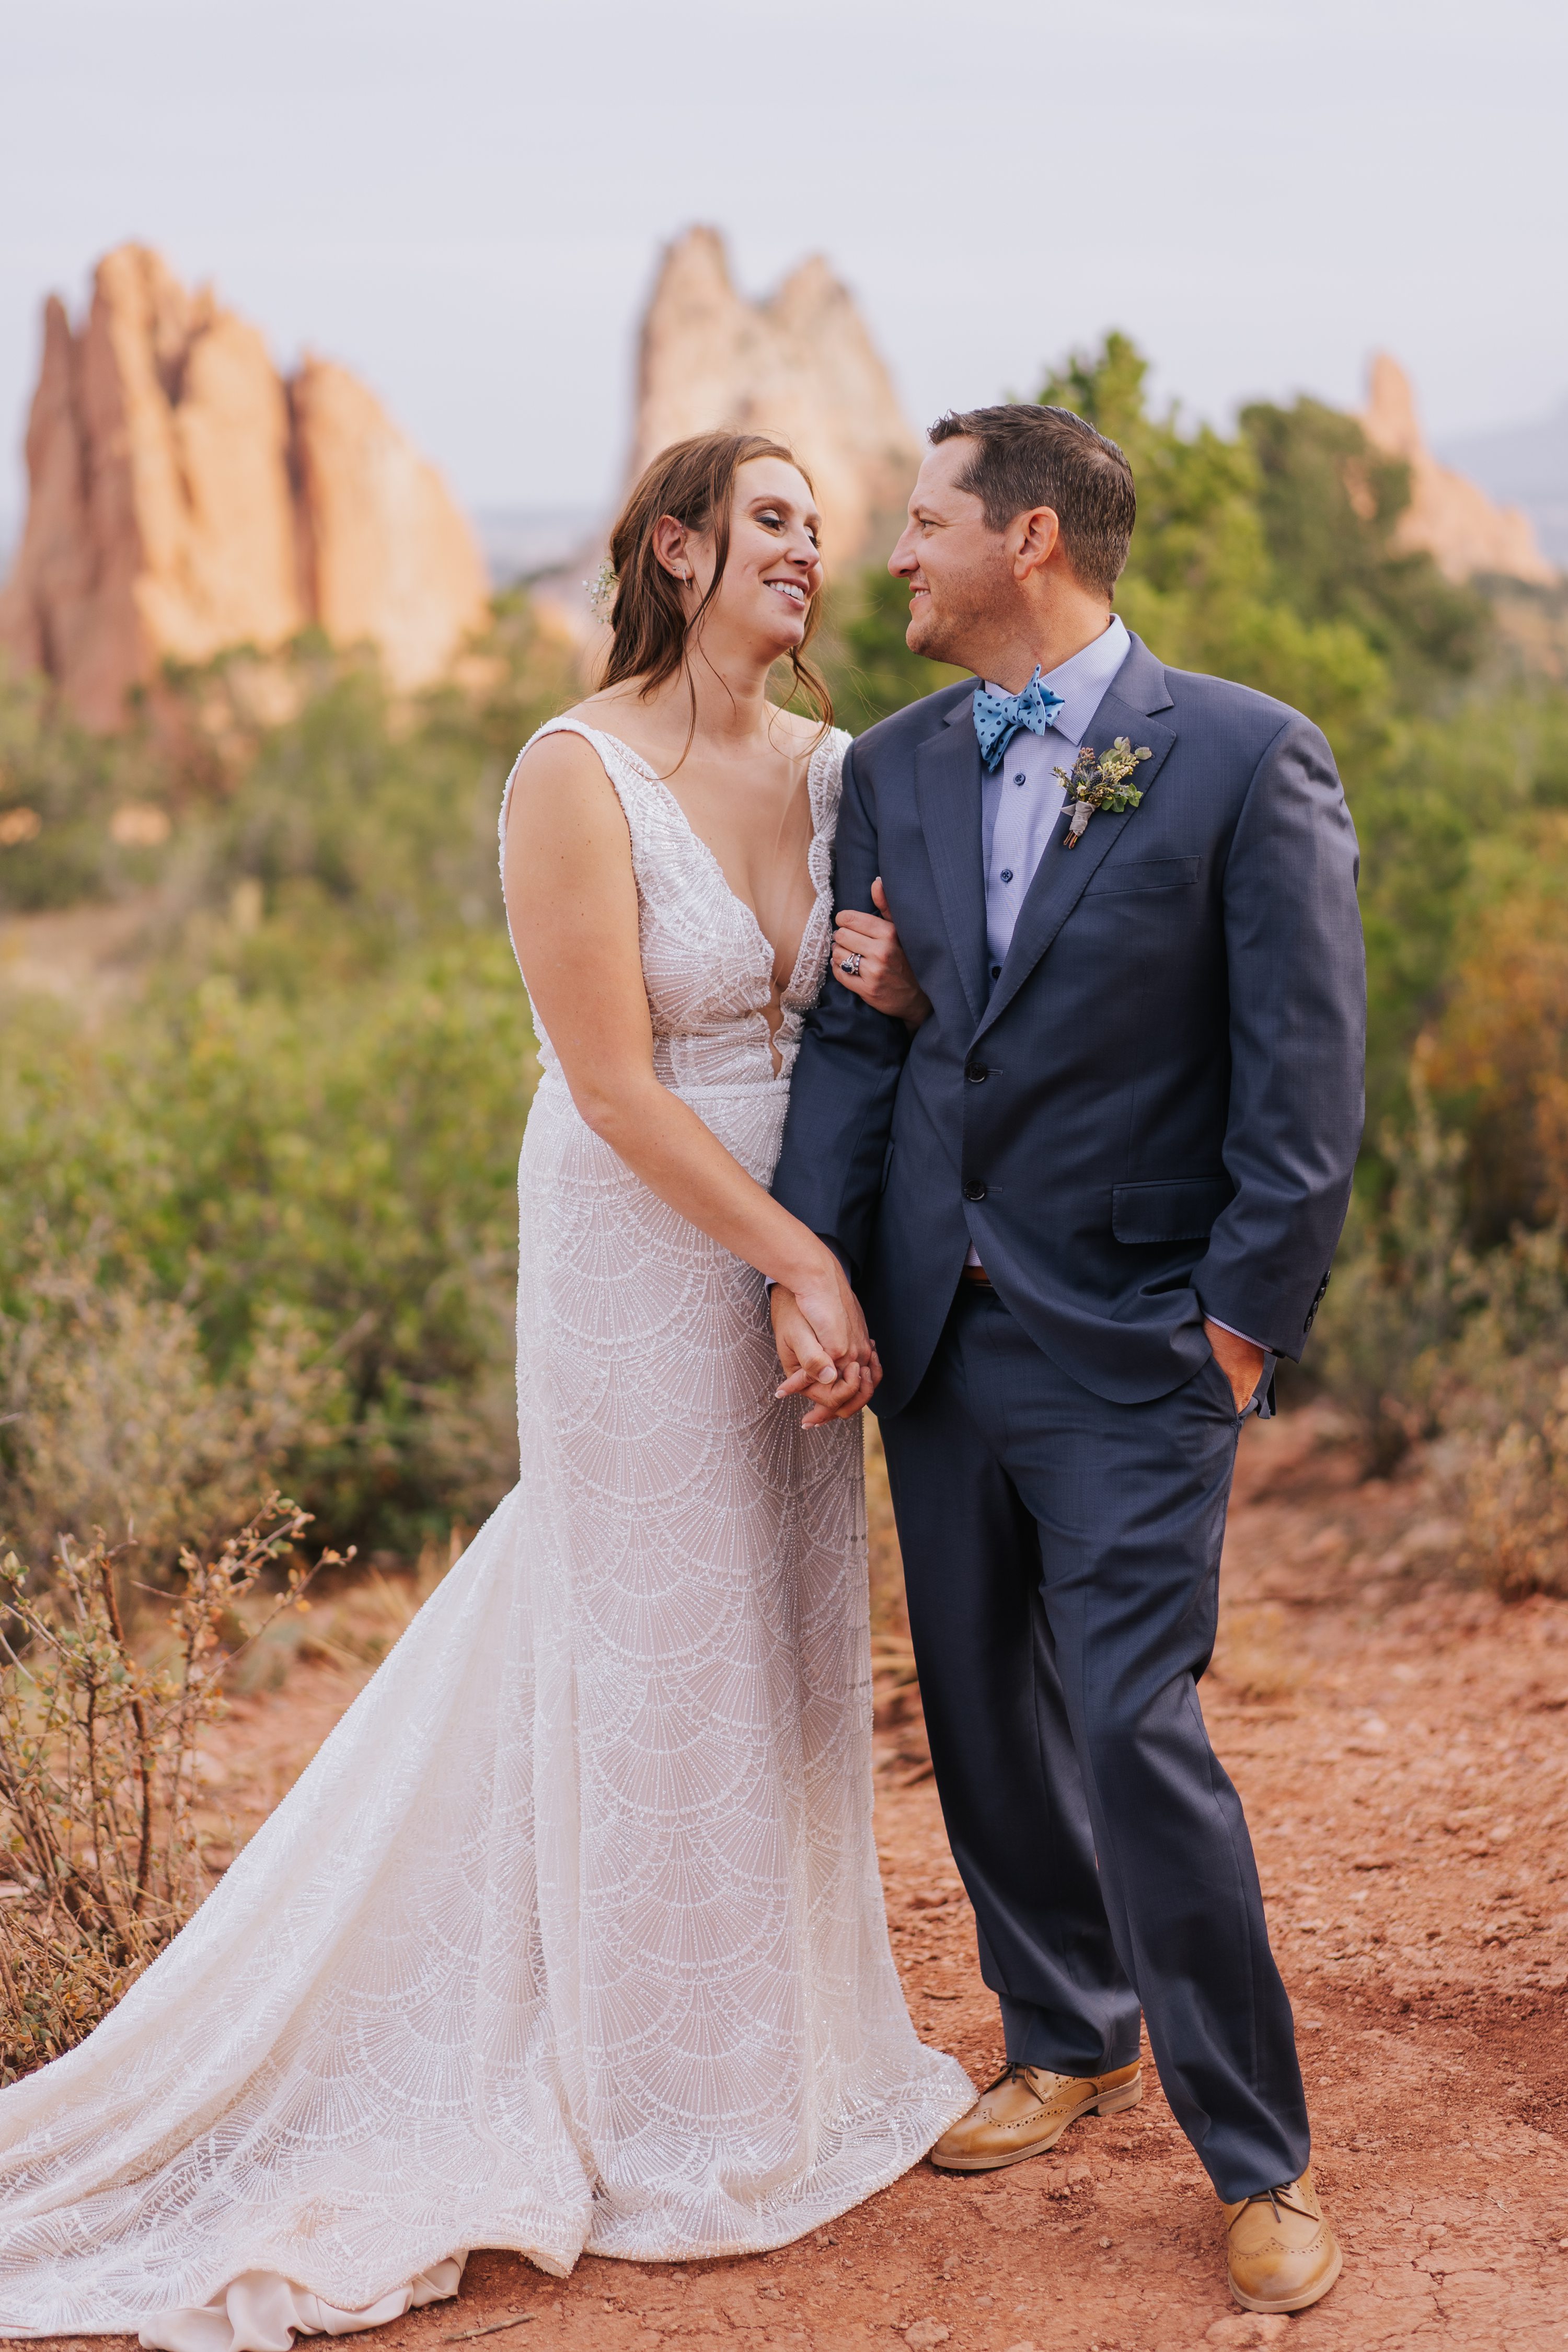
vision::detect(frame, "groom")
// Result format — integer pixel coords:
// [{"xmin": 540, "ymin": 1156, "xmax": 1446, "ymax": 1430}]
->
[{"xmin": 770, "ymin": 403, "xmax": 1364, "ymax": 2316}]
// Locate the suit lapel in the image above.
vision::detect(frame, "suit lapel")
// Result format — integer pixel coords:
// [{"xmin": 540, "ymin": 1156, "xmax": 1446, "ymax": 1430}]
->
[
  {"xmin": 913, "ymin": 695, "xmax": 989, "ymax": 1024},
  {"xmin": 973, "ymin": 642, "xmax": 1177, "ymax": 1043}
]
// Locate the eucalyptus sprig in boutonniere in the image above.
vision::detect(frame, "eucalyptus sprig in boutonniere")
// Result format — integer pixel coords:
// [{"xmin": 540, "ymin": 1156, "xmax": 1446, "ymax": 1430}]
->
[{"xmin": 1054, "ymin": 737, "xmax": 1152, "ymax": 847}]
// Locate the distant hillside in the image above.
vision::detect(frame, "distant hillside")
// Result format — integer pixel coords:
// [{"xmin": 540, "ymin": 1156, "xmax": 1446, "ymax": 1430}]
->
[{"xmin": 1439, "ymin": 398, "xmax": 1568, "ymax": 569}]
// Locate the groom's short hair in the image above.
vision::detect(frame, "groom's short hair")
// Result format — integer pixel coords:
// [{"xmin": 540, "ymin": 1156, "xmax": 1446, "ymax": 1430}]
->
[{"xmin": 928, "ymin": 403, "xmax": 1135, "ymax": 598}]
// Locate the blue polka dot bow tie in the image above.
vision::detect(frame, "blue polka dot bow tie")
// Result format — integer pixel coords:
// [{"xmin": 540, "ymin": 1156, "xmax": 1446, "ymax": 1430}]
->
[{"xmin": 971, "ymin": 668, "xmax": 1067, "ymax": 773}]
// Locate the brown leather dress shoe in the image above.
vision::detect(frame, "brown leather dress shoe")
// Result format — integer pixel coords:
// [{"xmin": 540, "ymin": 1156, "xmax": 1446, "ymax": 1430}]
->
[
  {"xmin": 928, "ymin": 2060, "xmax": 1142, "ymax": 2172},
  {"xmin": 1224, "ymin": 2168, "xmax": 1342, "ymax": 2312}
]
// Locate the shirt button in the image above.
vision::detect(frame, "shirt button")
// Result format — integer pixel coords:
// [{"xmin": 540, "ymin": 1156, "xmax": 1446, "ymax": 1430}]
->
[
  {"xmin": 1014, "ymin": 773, "xmax": 1025, "ymax": 786},
  {"xmin": 1000, "ymin": 868, "xmax": 1013, "ymax": 883},
  {"xmin": 963, "ymin": 1179, "xmax": 987, "ymax": 1202}
]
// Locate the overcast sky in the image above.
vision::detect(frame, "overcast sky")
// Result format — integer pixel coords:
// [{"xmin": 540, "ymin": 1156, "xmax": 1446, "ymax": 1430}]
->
[{"xmin": 4, "ymin": 0, "xmax": 1565, "ymax": 522}]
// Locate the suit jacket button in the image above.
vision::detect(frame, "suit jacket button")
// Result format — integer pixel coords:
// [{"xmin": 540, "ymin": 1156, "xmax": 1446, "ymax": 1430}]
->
[
  {"xmin": 963, "ymin": 1179, "xmax": 987, "ymax": 1202},
  {"xmin": 964, "ymin": 1061, "xmax": 988, "ymax": 1083}
]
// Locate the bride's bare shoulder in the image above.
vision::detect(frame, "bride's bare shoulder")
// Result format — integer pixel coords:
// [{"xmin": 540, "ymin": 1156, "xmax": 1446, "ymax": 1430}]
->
[{"xmin": 504, "ymin": 717, "xmax": 627, "ymax": 850}]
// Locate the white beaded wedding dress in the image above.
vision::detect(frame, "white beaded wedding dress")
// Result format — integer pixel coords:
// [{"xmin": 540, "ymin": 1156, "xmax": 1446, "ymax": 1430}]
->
[{"xmin": 0, "ymin": 718, "xmax": 972, "ymax": 2350}]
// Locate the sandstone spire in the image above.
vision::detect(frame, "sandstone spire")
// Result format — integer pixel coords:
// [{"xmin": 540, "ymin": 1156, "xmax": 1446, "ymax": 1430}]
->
[
  {"xmin": 290, "ymin": 357, "xmax": 491, "ymax": 697},
  {"xmin": 628, "ymin": 227, "xmax": 922, "ymax": 566},
  {"xmin": 0, "ymin": 246, "xmax": 491, "ymax": 727},
  {"xmin": 1361, "ymin": 353, "xmax": 1555, "ymax": 585}
]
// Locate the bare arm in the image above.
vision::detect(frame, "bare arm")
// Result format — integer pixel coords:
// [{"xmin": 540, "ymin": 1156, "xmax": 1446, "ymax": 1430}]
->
[{"xmin": 503, "ymin": 729, "xmax": 872, "ymax": 1401}]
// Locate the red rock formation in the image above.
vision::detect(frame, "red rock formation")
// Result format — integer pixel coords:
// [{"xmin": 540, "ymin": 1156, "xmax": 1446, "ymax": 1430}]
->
[
  {"xmin": 290, "ymin": 358, "xmax": 492, "ymax": 696},
  {"xmin": 0, "ymin": 246, "xmax": 490, "ymax": 727},
  {"xmin": 1362, "ymin": 354, "xmax": 1556, "ymax": 586},
  {"xmin": 629, "ymin": 228, "xmax": 922, "ymax": 567}
]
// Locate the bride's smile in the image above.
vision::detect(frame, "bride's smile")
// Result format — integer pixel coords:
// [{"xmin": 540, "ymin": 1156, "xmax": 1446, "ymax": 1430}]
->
[{"xmin": 666, "ymin": 459, "xmax": 824, "ymax": 664}]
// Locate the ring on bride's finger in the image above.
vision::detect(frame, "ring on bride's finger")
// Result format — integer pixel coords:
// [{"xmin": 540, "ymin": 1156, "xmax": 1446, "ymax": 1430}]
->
[{"xmin": 840, "ymin": 952, "xmax": 863, "ymax": 977}]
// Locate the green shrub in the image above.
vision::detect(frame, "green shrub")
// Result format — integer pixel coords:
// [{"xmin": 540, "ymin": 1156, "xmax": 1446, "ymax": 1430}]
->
[
  {"xmin": 1, "ymin": 1243, "xmax": 340, "ymax": 1575},
  {"xmin": 0, "ymin": 944, "xmax": 536, "ymax": 1563},
  {"xmin": 0, "ymin": 619, "xmax": 566, "ymax": 1565}
]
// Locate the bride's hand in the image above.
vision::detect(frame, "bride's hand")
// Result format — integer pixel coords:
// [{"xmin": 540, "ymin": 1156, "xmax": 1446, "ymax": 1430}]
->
[{"xmin": 832, "ymin": 878, "xmax": 931, "ymax": 1031}]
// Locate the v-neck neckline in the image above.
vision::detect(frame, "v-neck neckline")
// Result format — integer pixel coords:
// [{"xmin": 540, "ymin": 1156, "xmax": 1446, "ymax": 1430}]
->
[{"xmin": 591, "ymin": 727, "xmax": 831, "ymax": 1007}]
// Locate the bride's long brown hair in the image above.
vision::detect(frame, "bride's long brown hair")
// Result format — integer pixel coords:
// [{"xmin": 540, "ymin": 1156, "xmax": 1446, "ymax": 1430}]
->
[{"xmin": 599, "ymin": 431, "xmax": 833, "ymax": 734}]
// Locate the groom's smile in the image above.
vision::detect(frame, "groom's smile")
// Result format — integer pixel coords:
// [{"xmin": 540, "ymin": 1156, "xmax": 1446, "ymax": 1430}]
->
[
  {"xmin": 888, "ymin": 438, "xmax": 990, "ymax": 667},
  {"xmin": 887, "ymin": 431, "xmax": 1087, "ymax": 685}
]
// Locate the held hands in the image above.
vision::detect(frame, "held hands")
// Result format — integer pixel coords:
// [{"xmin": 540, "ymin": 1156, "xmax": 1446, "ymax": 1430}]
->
[
  {"xmin": 771, "ymin": 1260, "xmax": 882, "ymax": 1427},
  {"xmin": 832, "ymin": 879, "xmax": 932, "ymax": 1030}
]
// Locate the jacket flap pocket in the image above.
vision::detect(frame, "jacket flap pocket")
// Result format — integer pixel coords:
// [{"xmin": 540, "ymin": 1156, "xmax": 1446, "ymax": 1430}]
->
[
  {"xmin": 1112, "ymin": 1175, "xmax": 1233, "ymax": 1244},
  {"xmin": 1086, "ymin": 855, "xmax": 1201, "ymax": 896}
]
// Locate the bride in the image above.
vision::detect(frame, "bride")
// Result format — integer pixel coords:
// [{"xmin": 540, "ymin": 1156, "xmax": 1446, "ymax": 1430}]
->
[{"xmin": 0, "ymin": 430, "xmax": 972, "ymax": 2348}]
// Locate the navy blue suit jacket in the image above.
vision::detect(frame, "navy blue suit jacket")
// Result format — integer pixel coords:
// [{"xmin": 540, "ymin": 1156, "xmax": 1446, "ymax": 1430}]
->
[{"xmin": 771, "ymin": 634, "xmax": 1366, "ymax": 1414}]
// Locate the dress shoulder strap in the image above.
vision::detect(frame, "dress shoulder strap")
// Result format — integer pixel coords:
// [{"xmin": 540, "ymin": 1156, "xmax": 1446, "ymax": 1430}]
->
[
  {"xmin": 497, "ymin": 717, "xmax": 662, "ymax": 874},
  {"xmin": 804, "ymin": 725, "xmax": 851, "ymax": 845}
]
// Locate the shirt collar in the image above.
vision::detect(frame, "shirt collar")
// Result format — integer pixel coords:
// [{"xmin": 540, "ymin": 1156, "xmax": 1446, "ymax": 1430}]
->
[{"xmin": 983, "ymin": 614, "xmax": 1131, "ymax": 748}]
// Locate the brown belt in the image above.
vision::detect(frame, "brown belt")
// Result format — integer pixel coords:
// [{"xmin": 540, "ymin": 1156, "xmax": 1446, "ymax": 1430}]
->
[{"xmin": 961, "ymin": 1263, "xmax": 992, "ymax": 1285}]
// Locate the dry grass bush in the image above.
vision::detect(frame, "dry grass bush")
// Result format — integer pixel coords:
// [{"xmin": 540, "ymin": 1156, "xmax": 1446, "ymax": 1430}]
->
[
  {"xmin": 1210, "ymin": 1601, "xmax": 1307, "ymax": 1705},
  {"xmin": 1424, "ymin": 1227, "xmax": 1568, "ymax": 1600},
  {"xmin": 1401, "ymin": 825, "xmax": 1568, "ymax": 1598},
  {"xmin": 1426, "ymin": 825, "xmax": 1568, "ymax": 1241},
  {"xmin": 226, "ymin": 1537, "xmax": 458, "ymax": 1697},
  {"xmin": 1458, "ymin": 1367, "xmax": 1568, "ymax": 1600},
  {"xmin": 1312, "ymin": 1046, "xmax": 1471, "ymax": 1474},
  {"xmin": 0, "ymin": 1240, "xmax": 343, "ymax": 1581},
  {"xmin": 1309, "ymin": 1035, "xmax": 1568, "ymax": 1599},
  {"xmin": 0, "ymin": 1497, "xmax": 348, "ymax": 2083}
]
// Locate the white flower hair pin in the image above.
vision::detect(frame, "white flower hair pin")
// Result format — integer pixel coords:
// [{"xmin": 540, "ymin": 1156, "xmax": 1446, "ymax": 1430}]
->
[{"xmin": 585, "ymin": 558, "xmax": 617, "ymax": 619}]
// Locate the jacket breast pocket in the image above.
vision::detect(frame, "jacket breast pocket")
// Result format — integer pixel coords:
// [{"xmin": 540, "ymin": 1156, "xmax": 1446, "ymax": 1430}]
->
[
  {"xmin": 1112, "ymin": 1175, "xmax": 1233, "ymax": 1244},
  {"xmin": 1086, "ymin": 855, "xmax": 1201, "ymax": 896}
]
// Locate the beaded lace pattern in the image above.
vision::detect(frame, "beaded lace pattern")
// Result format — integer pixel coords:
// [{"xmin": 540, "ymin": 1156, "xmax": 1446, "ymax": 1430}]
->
[{"xmin": 0, "ymin": 718, "xmax": 972, "ymax": 2347}]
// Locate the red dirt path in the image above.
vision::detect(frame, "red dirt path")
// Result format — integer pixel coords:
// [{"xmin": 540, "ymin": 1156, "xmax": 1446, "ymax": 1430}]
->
[{"xmin": 48, "ymin": 1406, "xmax": 1568, "ymax": 2351}]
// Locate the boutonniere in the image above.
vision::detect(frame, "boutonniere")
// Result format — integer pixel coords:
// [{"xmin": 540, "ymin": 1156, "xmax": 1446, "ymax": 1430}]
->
[{"xmin": 1054, "ymin": 737, "xmax": 1152, "ymax": 847}]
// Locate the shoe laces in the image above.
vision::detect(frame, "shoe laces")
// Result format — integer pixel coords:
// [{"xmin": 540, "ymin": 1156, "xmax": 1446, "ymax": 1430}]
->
[
  {"xmin": 985, "ymin": 2062, "xmax": 1045, "ymax": 2105},
  {"xmin": 1232, "ymin": 2181, "xmax": 1313, "ymax": 2230},
  {"xmin": 987, "ymin": 2061, "xmax": 1079, "ymax": 2109}
]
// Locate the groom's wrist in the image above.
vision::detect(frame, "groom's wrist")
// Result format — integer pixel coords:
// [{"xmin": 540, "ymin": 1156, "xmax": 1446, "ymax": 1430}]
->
[{"xmin": 1206, "ymin": 1313, "xmax": 1266, "ymax": 1352}]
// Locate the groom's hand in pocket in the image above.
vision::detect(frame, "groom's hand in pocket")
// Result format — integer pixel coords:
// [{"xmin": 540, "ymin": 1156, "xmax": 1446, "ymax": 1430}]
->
[
  {"xmin": 1204, "ymin": 1318, "xmax": 1266, "ymax": 1414},
  {"xmin": 771, "ymin": 1286, "xmax": 882, "ymax": 1426}
]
